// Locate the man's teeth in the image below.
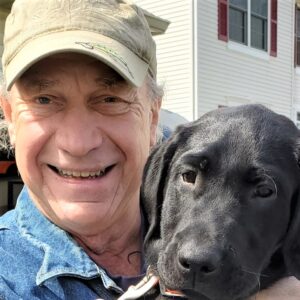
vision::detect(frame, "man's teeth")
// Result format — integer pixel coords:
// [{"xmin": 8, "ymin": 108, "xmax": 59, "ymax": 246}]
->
[{"xmin": 57, "ymin": 169, "xmax": 105, "ymax": 178}]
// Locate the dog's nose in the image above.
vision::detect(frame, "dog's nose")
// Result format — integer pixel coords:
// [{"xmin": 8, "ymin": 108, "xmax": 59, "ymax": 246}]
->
[{"xmin": 177, "ymin": 247, "xmax": 222, "ymax": 277}]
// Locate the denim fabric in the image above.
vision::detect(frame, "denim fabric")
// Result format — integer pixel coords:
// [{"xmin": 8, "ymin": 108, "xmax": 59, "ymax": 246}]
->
[{"xmin": 0, "ymin": 186, "xmax": 126, "ymax": 300}]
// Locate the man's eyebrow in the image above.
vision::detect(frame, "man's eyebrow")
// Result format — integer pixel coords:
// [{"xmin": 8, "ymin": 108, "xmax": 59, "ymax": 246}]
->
[
  {"xmin": 20, "ymin": 78, "xmax": 60, "ymax": 91},
  {"xmin": 96, "ymin": 75, "xmax": 126, "ymax": 88},
  {"xmin": 19, "ymin": 74, "xmax": 128, "ymax": 90}
]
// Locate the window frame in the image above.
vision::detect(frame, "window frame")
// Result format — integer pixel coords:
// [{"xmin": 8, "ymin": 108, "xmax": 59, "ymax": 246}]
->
[
  {"xmin": 218, "ymin": 0, "xmax": 277, "ymax": 57},
  {"xmin": 250, "ymin": 2, "xmax": 268, "ymax": 51},
  {"xmin": 229, "ymin": 2, "xmax": 248, "ymax": 45},
  {"xmin": 228, "ymin": 0, "xmax": 269, "ymax": 52}
]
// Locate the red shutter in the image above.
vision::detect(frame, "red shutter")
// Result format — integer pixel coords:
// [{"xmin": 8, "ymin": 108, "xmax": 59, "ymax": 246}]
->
[
  {"xmin": 218, "ymin": 0, "xmax": 228, "ymax": 41},
  {"xmin": 270, "ymin": 0, "xmax": 277, "ymax": 57}
]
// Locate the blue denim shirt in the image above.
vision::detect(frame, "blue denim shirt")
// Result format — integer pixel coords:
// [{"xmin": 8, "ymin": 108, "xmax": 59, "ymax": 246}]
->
[{"xmin": 0, "ymin": 186, "xmax": 139, "ymax": 300}]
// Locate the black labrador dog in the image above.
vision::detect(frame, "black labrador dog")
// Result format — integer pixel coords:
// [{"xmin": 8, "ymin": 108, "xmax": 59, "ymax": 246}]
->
[{"xmin": 141, "ymin": 104, "xmax": 300, "ymax": 300}]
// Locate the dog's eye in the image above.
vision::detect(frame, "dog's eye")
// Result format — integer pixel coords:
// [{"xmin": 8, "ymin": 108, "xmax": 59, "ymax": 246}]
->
[
  {"xmin": 255, "ymin": 185, "xmax": 274, "ymax": 198},
  {"xmin": 182, "ymin": 171, "xmax": 197, "ymax": 184}
]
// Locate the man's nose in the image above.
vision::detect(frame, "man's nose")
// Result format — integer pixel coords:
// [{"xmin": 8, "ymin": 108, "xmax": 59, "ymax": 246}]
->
[{"xmin": 56, "ymin": 107, "xmax": 103, "ymax": 157}]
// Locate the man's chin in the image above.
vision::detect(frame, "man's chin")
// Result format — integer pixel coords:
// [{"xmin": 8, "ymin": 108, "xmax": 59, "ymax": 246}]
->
[{"xmin": 35, "ymin": 198, "xmax": 109, "ymax": 233}]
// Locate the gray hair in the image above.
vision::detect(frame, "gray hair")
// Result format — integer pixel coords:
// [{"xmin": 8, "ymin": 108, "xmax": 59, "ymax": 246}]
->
[
  {"xmin": 0, "ymin": 72, "xmax": 164, "ymax": 151},
  {"xmin": 146, "ymin": 73, "xmax": 164, "ymax": 143},
  {"xmin": 146, "ymin": 73, "xmax": 164, "ymax": 102}
]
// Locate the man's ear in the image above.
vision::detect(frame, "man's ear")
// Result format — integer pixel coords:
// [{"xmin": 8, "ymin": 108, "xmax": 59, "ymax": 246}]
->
[
  {"xmin": 0, "ymin": 96, "xmax": 15, "ymax": 147},
  {"xmin": 150, "ymin": 97, "xmax": 162, "ymax": 147}
]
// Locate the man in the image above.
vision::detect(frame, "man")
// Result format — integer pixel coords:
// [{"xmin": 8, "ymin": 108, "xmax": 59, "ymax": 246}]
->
[
  {"xmin": 0, "ymin": 0, "xmax": 299, "ymax": 299},
  {"xmin": 0, "ymin": 0, "xmax": 161, "ymax": 299}
]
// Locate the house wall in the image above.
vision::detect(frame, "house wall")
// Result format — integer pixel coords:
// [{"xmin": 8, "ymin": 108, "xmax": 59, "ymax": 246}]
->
[
  {"xmin": 196, "ymin": 0, "xmax": 295, "ymax": 119},
  {"xmin": 134, "ymin": 0, "xmax": 194, "ymax": 121},
  {"xmin": 294, "ymin": 69, "xmax": 300, "ymax": 122}
]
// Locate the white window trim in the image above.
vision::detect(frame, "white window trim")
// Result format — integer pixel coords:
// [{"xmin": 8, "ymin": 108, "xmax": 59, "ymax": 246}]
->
[
  {"xmin": 227, "ymin": 41, "xmax": 270, "ymax": 60},
  {"xmin": 228, "ymin": 0, "xmax": 271, "ymax": 59}
]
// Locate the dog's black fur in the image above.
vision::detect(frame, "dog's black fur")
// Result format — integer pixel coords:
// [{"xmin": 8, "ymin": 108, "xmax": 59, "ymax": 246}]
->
[{"xmin": 141, "ymin": 104, "xmax": 300, "ymax": 300}]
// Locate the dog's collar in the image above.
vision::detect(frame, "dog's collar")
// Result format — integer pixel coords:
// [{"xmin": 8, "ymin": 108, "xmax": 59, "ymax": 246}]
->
[
  {"xmin": 117, "ymin": 267, "xmax": 187, "ymax": 299},
  {"xmin": 160, "ymin": 282, "xmax": 187, "ymax": 299}
]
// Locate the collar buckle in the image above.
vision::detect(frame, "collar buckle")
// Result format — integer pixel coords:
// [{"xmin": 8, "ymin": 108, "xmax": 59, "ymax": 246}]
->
[
  {"xmin": 117, "ymin": 267, "xmax": 159, "ymax": 300},
  {"xmin": 118, "ymin": 266, "xmax": 187, "ymax": 299}
]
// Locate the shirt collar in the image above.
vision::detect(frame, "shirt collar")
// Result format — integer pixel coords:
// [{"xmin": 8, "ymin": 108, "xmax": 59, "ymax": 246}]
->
[{"xmin": 15, "ymin": 186, "xmax": 121, "ymax": 292}]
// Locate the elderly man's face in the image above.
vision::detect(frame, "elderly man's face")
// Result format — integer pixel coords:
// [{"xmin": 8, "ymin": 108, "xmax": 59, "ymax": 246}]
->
[{"xmin": 3, "ymin": 53, "xmax": 160, "ymax": 234}]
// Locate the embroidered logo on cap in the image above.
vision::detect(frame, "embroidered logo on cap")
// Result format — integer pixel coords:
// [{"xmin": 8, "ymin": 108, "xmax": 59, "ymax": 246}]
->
[{"xmin": 75, "ymin": 41, "xmax": 134, "ymax": 79}]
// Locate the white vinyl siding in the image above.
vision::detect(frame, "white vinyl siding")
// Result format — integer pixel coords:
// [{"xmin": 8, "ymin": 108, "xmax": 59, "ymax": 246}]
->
[
  {"xmin": 134, "ymin": 0, "xmax": 194, "ymax": 121},
  {"xmin": 196, "ymin": 0, "xmax": 294, "ymax": 119},
  {"xmin": 136, "ymin": 0, "xmax": 300, "ymax": 123},
  {"xmin": 294, "ymin": 69, "xmax": 300, "ymax": 116}
]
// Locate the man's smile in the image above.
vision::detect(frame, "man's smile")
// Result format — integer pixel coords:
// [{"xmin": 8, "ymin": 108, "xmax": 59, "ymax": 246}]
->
[{"xmin": 48, "ymin": 164, "xmax": 116, "ymax": 179}]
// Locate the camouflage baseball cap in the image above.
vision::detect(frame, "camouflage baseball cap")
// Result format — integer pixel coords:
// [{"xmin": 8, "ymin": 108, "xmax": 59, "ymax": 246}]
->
[{"xmin": 2, "ymin": 0, "xmax": 157, "ymax": 90}]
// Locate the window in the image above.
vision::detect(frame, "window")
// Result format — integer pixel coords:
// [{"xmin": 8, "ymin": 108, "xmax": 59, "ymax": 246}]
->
[
  {"xmin": 229, "ymin": 0, "xmax": 268, "ymax": 51},
  {"xmin": 218, "ymin": 0, "xmax": 277, "ymax": 56},
  {"xmin": 229, "ymin": 0, "xmax": 248, "ymax": 45},
  {"xmin": 251, "ymin": 0, "xmax": 268, "ymax": 50}
]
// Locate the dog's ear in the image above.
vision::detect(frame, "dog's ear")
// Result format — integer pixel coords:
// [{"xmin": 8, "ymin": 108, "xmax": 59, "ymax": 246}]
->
[
  {"xmin": 283, "ymin": 139, "xmax": 300, "ymax": 279},
  {"xmin": 142, "ymin": 134, "xmax": 180, "ymax": 245},
  {"xmin": 141, "ymin": 124, "xmax": 192, "ymax": 256}
]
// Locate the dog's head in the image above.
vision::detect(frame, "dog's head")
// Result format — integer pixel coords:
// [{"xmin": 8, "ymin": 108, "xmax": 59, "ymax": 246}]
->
[{"xmin": 141, "ymin": 104, "xmax": 300, "ymax": 300}]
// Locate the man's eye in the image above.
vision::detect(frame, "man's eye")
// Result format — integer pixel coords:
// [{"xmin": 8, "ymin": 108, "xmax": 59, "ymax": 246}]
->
[
  {"xmin": 36, "ymin": 96, "xmax": 52, "ymax": 104},
  {"xmin": 103, "ymin": 96, "xmax": 118, "ymax": 103},
  {"xmin": 92, "ymin": 96, "xmax": 131, "ymax": 115}
]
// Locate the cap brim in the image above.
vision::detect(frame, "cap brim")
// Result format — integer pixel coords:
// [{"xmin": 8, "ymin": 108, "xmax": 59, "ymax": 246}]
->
[{"xmin": 5, "ymin": 30, "xmax": 149, "ymax": 90}]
